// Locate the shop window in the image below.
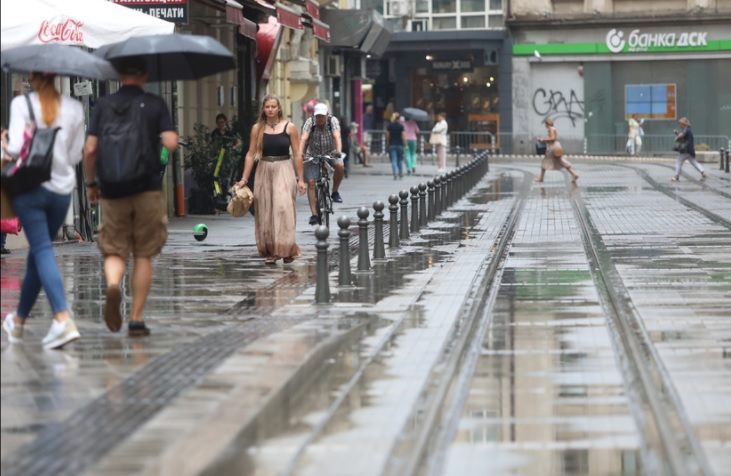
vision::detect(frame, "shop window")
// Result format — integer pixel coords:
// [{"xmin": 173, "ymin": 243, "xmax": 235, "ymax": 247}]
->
[
  {"xmin": 489, "ymin": 0, "xmax": 503, "ymax": 10},
  {"xmin": 462, "ymin": 15, "xmax": 485, "ymax": 28},
  {"xmin": 625, "ymin": 83, "xmax": 677, "ymax": 120},
  {"xmin": 488, "ymin": 14, "xmax": 504, "ymax": 27},
  {"xmin": 432, "ymin": 16, "xmax": 457, "ymax": 29},
  {"xmin": 461, "ymin": 0, "xmax": 485, "ymax": 13},
  {"xmin": 432, "ymin": 0, "xmax": 456, "ymax": 13}
]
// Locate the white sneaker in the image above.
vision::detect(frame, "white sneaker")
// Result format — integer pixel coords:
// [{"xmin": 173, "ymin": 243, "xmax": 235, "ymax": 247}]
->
[
  {"xmin": 42, "ymin": 319, "xmax": 80, "ymax": 350},
  {"xmin": 2, "ymin": 313, "xmax": 24, "ymax": 343}
]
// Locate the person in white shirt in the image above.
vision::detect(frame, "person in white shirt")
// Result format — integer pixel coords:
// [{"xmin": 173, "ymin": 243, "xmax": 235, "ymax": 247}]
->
[{"xmin": 1, "ymin": 72, "xmax": 85, "ymax": 350}]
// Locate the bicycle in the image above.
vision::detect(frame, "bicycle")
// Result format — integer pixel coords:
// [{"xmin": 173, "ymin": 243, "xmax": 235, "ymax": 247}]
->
[{"xmin": 303, "ymin": 153, "xmax": 337, "ymax": 229}]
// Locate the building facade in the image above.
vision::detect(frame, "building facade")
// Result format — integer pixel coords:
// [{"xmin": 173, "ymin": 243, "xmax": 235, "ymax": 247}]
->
[{"xmin": 508, "ymin": 0, "xmax": 731, "ymax": 154}]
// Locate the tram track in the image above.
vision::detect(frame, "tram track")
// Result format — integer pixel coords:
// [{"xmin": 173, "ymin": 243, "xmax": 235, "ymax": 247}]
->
[{"xmin": 569, "ymin": 182, "xmax": 714, "ymax": 475}]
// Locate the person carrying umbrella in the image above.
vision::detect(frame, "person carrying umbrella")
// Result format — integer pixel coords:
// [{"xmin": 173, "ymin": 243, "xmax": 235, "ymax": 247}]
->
[
  {"xmin": 83, "ymin": 56, "xmax": 179, "ymax": 338},
  {"xmin": 402, "ymin": 115, "xmax": 420, "ymax": 174}
]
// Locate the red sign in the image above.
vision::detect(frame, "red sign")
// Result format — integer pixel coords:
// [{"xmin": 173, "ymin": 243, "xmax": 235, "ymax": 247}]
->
[{"xmin": 38, "ymin": 19, "xmax": 85, "ymax": 44}]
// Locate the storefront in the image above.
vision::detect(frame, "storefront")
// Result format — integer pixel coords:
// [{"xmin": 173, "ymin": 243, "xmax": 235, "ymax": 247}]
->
[
  {"xmin": 511, "ymin": 22, "xmax": 731, "ymax": 154},
  {"xmin": 379, "ymin": 29, "xmax": 512, "ymax": 150}
]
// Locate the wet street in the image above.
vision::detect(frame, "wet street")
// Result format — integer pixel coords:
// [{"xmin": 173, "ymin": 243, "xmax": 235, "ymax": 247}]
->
[{"xmin": 2, "ymin": 157, "xmax": 730, "ymax": 476}]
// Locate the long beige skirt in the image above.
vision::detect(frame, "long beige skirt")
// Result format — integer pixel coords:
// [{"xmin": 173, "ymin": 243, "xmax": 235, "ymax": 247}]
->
[
  {"xmin": 253, "ymin": 159, "xmax": 300, "ymax": 260},
  {"xmin": 541, "ymin": 140, "xmax": 572, "ymax": 170}
]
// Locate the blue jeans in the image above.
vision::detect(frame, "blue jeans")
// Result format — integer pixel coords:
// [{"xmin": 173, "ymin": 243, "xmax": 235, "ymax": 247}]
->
[
  {"xmin": 389, "ymin": 145, "xmax": 404, "ymax": 176},
  {"xmin": 12, "ymin": 186, "xmax": 71, "ymax": 318}
]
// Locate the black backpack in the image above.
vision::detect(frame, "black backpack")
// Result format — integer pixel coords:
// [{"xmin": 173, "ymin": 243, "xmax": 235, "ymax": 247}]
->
[{"xmin": 96, "ymin": 93, "xmax": 158, "ymax": 189}]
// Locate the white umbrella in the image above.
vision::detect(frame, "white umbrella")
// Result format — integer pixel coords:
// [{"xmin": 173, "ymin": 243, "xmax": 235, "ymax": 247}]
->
[{"xmin": 1, "ymin": 0, "xmax": 174, "ymax": 51}]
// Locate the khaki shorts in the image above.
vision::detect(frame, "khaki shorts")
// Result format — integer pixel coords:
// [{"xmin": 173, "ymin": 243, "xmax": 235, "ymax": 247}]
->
[{"xmin": 97, "ymin": 191, "xmax": 168, "ymax": 260}]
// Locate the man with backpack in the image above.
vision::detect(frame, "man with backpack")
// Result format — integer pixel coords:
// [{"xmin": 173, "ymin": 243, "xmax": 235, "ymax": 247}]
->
[
  {"xmin": 83, "ymin": 56, "xmax": 178, "ymax": 337},
  {"xmin": 299, "ymin": 103, "xmax": 344, "ymax": 226}
]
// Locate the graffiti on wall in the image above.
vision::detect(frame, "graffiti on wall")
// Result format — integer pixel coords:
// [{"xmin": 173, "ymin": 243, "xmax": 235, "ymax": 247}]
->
[{"xmin": 532, "ymin": 88, "xmax": 584, "ymax": 127}]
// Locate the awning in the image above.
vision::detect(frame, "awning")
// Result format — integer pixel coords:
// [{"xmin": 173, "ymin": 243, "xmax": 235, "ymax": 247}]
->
[
  {"xmin": 311, "ymin": 18, "xmax": 330, "ymax": 42},
  {"xmin": 224, "ymin": 0, "xmax": 257, "ymax": 40},
  {"xmin": 274, "ymin": 2, "xmax": 303, "ymax": 31},
  {"xmin": 305, "ymin": 0, "xmax": 320, "ymax": 19},
  {"xmin": 321, "ymin": 9, "xmax": 392, "ymax": 57},
  {"xmin": 0, "ymin": 0, "xmax": 174, "ymax": 51}
]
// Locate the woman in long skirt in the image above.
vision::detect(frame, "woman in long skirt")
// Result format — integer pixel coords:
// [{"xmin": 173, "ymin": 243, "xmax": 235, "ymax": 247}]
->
[
  {"xmin": 237, "ymin": 94, "xmax": 306, "ymax": 264},
  {"xmin": 535, "ymin": 118, "xmax": 580, "ymax": 183}
]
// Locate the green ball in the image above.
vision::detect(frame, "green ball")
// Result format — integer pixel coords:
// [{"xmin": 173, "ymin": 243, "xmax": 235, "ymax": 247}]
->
[{"xmin": 193, "ymin": 224, "xmax": 208, "ymax": 242}]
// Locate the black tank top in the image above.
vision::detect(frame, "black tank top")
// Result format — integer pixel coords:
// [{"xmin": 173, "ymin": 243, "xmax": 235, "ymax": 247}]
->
[{"xmin": 262, "ymin": 122, "xmax": 291, "ymax": 156}]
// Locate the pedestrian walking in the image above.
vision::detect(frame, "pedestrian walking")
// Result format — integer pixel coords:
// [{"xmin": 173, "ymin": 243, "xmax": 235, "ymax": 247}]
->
[
  {"xmin": 236, "ymin": 94, "xmax": 306, "ymax": 264},
  {"xmin": 386, "ymin": 113, "xmax": 406, "ymax": 180},
  {"xmin": 83, "ymin": 56, "xmax": 179, "ymax": 337},
  {"xmin": 534, "ymin": 118, "xmax": 580, "ymax": 183},
  {"xmin": 671, "ymin": 117, "xmax": 706, "ymax": 181},
  {"xmin": 362, "ymin": 104, "xmax": 374, "ymax": 155},
  {"xmin": 627, "ymin": 112, "xmax": 643, "ymax": 155},
  {"xmin": 431, "ymin": 112, "xmax": 448, "ymax": 172},
  {"xmin": 1, "ymin": 72, "xmax": 85, "ymax": 349},
  {"xmin": 300, "ymin": 103, "xmax": 344, "ymax": 225},
  {"xmin": 403, "ymin": 115, "xmax": 419, "ymax": 174},
  {"xmin": 339, "ymin": 116, "xmax": 351, "ymax": 178}
]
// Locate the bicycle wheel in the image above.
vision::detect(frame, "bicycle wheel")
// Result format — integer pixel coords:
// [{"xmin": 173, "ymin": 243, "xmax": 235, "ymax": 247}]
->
[{"xmin": 316, "ymin": 181, "xmax": 331, "ymax": 229}]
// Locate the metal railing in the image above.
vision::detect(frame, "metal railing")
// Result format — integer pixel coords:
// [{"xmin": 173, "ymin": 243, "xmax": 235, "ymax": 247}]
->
[{"xmin": 361, "ymin": 130, "xmax": 731, "ymax": 157}]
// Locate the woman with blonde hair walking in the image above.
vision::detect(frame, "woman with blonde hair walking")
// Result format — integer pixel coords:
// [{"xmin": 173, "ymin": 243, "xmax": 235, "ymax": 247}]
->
[
  {"xmin": 236, "ymin": 94, "xmax": 306, "ymax": 264},
  {"xmin": 1, "ymin": 72, "xmax": 85, "ymax": 349},
  {"xmin": 671, "ymin": 117, "xmax": 706, "ymax": 181},
  {"xmin": 535, "ymin": 118, "xmax": 580, "ymax": 183}
]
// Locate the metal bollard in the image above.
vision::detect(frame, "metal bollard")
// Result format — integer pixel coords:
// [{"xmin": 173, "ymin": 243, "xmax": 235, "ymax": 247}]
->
[
  {"xmin": 388, "ymin": 194, "xmax": 400, "ymax": 248},
  {"xmin": 337, "ymin": 216, "xmax": 352, "ymax": 287},
  {"xmin": 399, "ymin": 189, "xmax": 410, "ymax": 240},
  {"xmin": 427, "ymin": 180, "xmax": 436, "ymax": 222},
  {"xmin": 357, "ymin": 207, "xmax": 371, "ymax": 271},
  {"xmin": 315, "ymin": 225, "xmax": 330, "ymax": 303},
  {"xmin": 372, "ymin": 201, "xmax": 386, "ymax": 260},
  {"xmin": 726, "ymin": 149, "xmax": 730, "ymax": 173},
  {"xmin": 433, "ymin": 176, "xmax": 442, "ymax": 216},
  {"xmin": 455, "ymin": 145, "xmax": 461, "ymax": 167},
  {"xmin": 410, "ymin": 186, "xmax": 419, "ymax": 233},
  {"xmin": 418, "ymin": 183, "xmax": 427, "ymax": 228},
  {"xmin": 720, "ymin": 148, "xmax": 725, "ymax": 171}
]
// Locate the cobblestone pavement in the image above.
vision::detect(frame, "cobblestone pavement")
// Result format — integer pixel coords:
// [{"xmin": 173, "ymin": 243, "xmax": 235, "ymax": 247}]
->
[{"xmin": 1, "ymin": 157, "xmax": 729, "ymax": 475}]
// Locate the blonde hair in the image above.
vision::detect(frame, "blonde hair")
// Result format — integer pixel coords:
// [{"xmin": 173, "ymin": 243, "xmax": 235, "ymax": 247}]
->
[
  {"xmin": 29, "ymin": 73, "xmax": 60, "ymax": 127},
  {"xmin": 391, "ymin": 112, "xmax": 400, "ymax": 123},
  {"xmin": 679, "ymin": 117, "xmax": 691, "ymax": 127},
  {"xmin": 543, "ymin": 118, "xmax": 554, "ymax": 127},
  {"xmin": 254, "ymin": 94, "xmax": 284, "ymax": 160}
]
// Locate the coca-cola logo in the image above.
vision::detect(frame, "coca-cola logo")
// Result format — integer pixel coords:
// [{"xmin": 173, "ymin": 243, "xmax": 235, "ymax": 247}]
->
[{"xmin": 38, "ymin": 19, "xmax": 85, "ymax": 44}]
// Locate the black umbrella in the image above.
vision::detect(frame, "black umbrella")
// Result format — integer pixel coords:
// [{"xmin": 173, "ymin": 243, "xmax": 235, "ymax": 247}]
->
[
  {"xmin": 93, "ymin": 33, "xmax": 235, "ymax": 82},
  {"xmin": 1, "ymin": 44, "xmax": 118, "ymax": 80},
  {"xmin": 402, "ymin": 107, "xmax": 430, "ymax": 122}
]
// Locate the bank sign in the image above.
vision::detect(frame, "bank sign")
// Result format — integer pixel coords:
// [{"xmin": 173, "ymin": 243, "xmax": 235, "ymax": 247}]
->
[
  {"xmin": 513, "ymin": 28, "xmax": 731, "ymax": 56},
  {"xmin": 113, "ymin": 0, "xmax": 188, "ymax": 24}
]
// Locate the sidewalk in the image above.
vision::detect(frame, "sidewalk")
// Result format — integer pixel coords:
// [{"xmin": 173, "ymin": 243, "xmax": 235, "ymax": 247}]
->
[{"xmin": 2, "ymin": 158, "xmax": 729, "ymax": 476}]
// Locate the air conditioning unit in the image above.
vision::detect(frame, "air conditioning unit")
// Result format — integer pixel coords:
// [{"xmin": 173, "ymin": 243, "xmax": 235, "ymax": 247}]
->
[
  {"xmin": 325, "ymin": 55, "xmax": 341, "ymax": 77},
  {"xmin": 409, "ymin": 19, "xmax": 428, "ymax": 32},
  {"xmin": 390, "ymin": 0, "xmax": 408, "ymax": 16},
  {"xmin": 351, "ymin": 57, "xmax": 367, "ymax": 79}
]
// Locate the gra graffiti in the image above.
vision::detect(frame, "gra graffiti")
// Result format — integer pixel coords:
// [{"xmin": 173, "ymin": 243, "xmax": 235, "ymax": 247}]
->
[{"xmin": 532, "ymin": 88, "xmax": 584, "ymax": 127}]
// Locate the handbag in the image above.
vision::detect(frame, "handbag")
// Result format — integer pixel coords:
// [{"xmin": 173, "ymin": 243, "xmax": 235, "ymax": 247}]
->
[
  {"xmin": 535, "ymin": 140, "xmax": 547, "ymax": 156},
  {"xmin": 429, "ymin": 131, "xmax": 442, "ymax": 145},
  {"xmin": 1, "ymin": 217, "xmax": 21, "ymax": 235},
  {"xmin": 673, "ymin": 139, "xmax": 688, "ymax": 153},
  {"xmin": 0, "ymin": 94, "xmax": 60, "ymax": 197},
  {"xmin": 227, "ymin": 184, "xmax": 254, "ymax": 217}
]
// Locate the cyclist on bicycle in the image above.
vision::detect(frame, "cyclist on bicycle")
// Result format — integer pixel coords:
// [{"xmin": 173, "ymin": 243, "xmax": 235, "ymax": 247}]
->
[{"xmin": 299, "ymin": 103, "xmax": 344, "ymax": 226}]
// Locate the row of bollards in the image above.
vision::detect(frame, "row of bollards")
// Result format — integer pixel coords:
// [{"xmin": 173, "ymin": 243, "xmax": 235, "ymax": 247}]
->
[
  {"xmin": 315, "ymin": 152, "xmax": 490, "ymax": 303},
  {"xmin": 720, "ymin": 148, "xmax": 730, "ymax": 174}
]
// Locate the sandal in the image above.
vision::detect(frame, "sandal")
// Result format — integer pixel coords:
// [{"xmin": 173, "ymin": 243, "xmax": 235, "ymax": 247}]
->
[
  {"xmin": 265, "ymin": 257, "xmax": 277, "ymax": 265},
  {"xmin": 533, "ymin": 178, "xmax": 544, "ymax": 183},
  {"xmin": 283, "ymin": 257, "xmax": 295, "ymax": 264}
]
